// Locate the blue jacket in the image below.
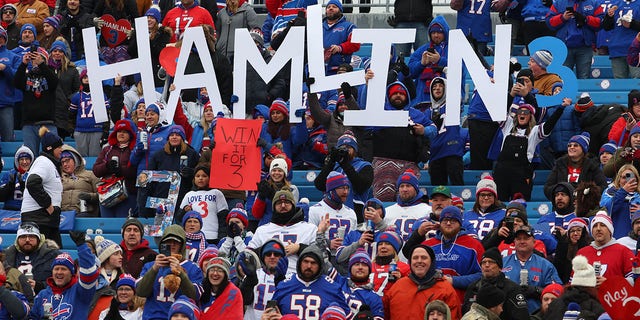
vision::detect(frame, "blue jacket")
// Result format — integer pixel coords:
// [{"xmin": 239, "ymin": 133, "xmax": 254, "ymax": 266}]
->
[
  {"xmin": 409, "ymin": 16, "xmax": 450, "ymax": 104},
  {"xmin": 260, "ymin": 119, "xmax": 308, "ymax": 161},
  {"xmin": 322, "ymin": 15, "xmax": 358, "ymax": 73},
  {"xmin": 0, "ymin": 45, "xmax": 19, "ymax": 107},
  {"xmin": 600, "ymin": 186, "xmax": 638, "ymax": 239},
  {"xmin": 542, "ymin": 105, "xmax": 581, "ymax": 153},
  {"xmin": 503, "ymin": 253, "xmax": 563, "ymax": 313},
  {"xmin": 604, "ymin": 0, "xmax": 640, "ymax": 58},
  {"xmin": 546, "ymin": 0, "xmax": 603, "ymax": 48},
  {"xmin": 521, "ymin": 0, "xmax": 552, "ymax": 20},
  {"xmin": 424, "ymin": 103, "xmax": 465, "ymax": 162},
  {"xmin": 69, "ymin": 91, "xmax": 110, "ymax": 132},
  {"xmin": 129, "ymin": 124, "xmax": 171, "ymax": 174},
  {"xmin": 300, "ymin": 125, "xmax": 328, "ymax": 169}
]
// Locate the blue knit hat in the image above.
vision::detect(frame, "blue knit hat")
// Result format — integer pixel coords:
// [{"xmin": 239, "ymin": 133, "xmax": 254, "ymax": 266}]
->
[
  {"xmin": 52, "ymin": 252, "xmax": 75, "ymax": 274},
  {"xmin": 336, "ymin": 131, "xmax": 358, "ymax": 152},
  {"xmin": 39, "ymin": 127, "xmax": 63, "ymax": 153},
  {"xmin": 568, "ymin": 132, "xmax": 590, "ymax": 154},
  {"xmin": 440, "ymin": 206, "xmax": 463, "ymax": 224},
  {"xmin": 168, "ymin": 296, "xmax": 201, "ymax": 320},
  {"xmin": 631, "ymin": 124, "xmax": 640, "ymax": 138},
  {"xmin": 396, "ymin": 169, "xmax": 419, "ymax": 191},
  {"xmin": 321, "ymin": 302, "xmax": 347, "ymax": 320},
  {"xmin": 50, "ymin": 40, "xmax": 68, "ymax": 55},
  {"xmin": 348, "ymin": 249, "xmax": 371, "ymax": 272},
  {"xmin": 599, "ymin": 141, "xmax": 617, "ymax": 156},
  {"xmin": 261, "ymin": 239, "xmax": 286, "ymax": 258},
  {"xmin": 168, "ymin": 125, "xmax": 186, "ymax": 141},
  {"xmin": 145, "ymin": 7, "xmax": 161, "ymax": 22},
  {"xmin": 181, "ymin": 211, "xmax": 202, "ymax": 228},
  {"xmin": 44, "ymin": 16, "xmax": 60, "ymax": 30},
  {"xmin": 375, "ymin": 230, "xmax": 403, "ymax": 253},
  {"xmin": 116, "ymin": 273, "xmax": 136, "ymax": 291},
  {"xmin": 326, "ymin": 0, "xmax": 343, "ymax": 11},
  {"xmin": 145, "ymin": 103, "xmax": 160, "ymax": 115},
  {"xmin": 326, "ymin": 171, "xmax": 349, "ymax": 191},
  {"xmin": 20, "ymin": 23, "xmax": 36, "ymax": 38}
]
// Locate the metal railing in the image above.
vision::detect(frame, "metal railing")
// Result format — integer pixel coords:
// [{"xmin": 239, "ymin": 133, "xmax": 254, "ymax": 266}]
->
[{"xmin": 250, "ymin": 0, "xmax": 452, "ymax": 14}]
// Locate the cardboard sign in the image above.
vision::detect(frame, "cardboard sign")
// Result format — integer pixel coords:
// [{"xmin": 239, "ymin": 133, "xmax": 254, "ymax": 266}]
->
[
  {"xmin": 100, "ymin": 14, "xmax": 132, "ymax": 48},
  {"xmin": 210, "ymin": 119, "xmax": 262, "ymax": 190},
  {"xmin": 136, "ymin": 170, "xmax": 181, "ymax": 236},
  {"xmin": 598, "ymin": 276, "xmax": 640, "ymax": 319},
  {"xmin": 159, "ymin": 46, "xmax": 180, "ymax": 77}
]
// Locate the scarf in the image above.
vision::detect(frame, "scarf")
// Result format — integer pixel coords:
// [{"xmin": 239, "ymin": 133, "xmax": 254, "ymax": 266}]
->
[{"xmin": 48, "ymin": 59, "xmax": 62, "ymax": 70}]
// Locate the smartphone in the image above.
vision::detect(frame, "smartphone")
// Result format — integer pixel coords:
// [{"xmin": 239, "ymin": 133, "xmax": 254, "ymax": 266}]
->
[
  {"xmin": 516, "ymin": 78, "xmax": 525, "ymax": 85},
  {"xmin": 504, "ymin": 217, "xmax": 514, "ymax": 232},
  {"xmin": 554, "ymin": 216, "xmax": 564, "ymax": 227},
  {"xmin": 623, "ymin": 112, "xmax": 633, "ymax": 122},
  {"xmin": 566, "ymin": 6, "xmax": 574, "ymax": 12},
  {"xmin": 160, "ymin": 243, "xmax": 171, "ymax": 256},
  {"xmin": 266, "ymin": 300, "xmax": 278, "ymax": 312},
  {"xmin": 427, "ymin": 48, "xmax": 436, "ymax": 54},
  {"xmin": 30, "ymin": 44, "xmax": 38, "ymax": 53}
]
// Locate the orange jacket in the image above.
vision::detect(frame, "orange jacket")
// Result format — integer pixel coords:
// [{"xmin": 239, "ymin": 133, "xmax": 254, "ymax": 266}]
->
[{"xmin": 383, "ymin": 275, "xmax": 462, "ymax": 320}]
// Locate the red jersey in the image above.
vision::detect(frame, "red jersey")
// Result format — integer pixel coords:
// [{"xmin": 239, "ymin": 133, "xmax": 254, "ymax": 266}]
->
[
  {"xmin": 162, "ymin": 4, "xmax": 215, "ymax": 42},
  {"xmin": 371, "ymin": 260, "xmax": 410, "ymax": 297},
  {"xmin": 576, "ymin": 242, "xmax": 634, "ymax": 280}
]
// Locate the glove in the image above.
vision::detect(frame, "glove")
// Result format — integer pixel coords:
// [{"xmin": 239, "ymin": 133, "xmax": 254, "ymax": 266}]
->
[
  {"xmin": 328, "ymin": 147, "xmax": 341, "ymax": 164},
  {"xmin": 275, "ymin": 255, "xmax": 289, "ymax": 279},
  {"xmin": 107, "ymin": 159, "xmax": 120, "ymax": 174},
  {"xmin": 305, "ymin": 76, "xmax": 315, "ymax": 88},
  {"xmin": 295, "ymin": 108, "xmax": 306, "ymax": 118},
  {"xmin": 180, "ymin": 166, "xmax": 194, "ymax": 178},
  {"xmin": 341, "ymin": 82, "xmax": 352, "ymax": 100},
  {"xmin": 136, "ymin": 142, "xmax": 145, "ymax": 151},
  {"xmin": 93, "ymin": 17, "xmax": 105, "ymax": 28},
  {"xmin": 230, "ymin": 95, "xmax": 239, "ymax": 104},
  {"xmin": 77, "ymin": 192, "xmax": 91, "ymax": 201},
  {"xmin": 396, "ymin": 58, "xmax": 409, "ymax": 76},
  {"xmin": 521, "ymin": 285, "xmax": 541, "ymax": 299},
  {"xmin": 257, "ymin": 180, "xmax": 275, "ymax": 200},
  {"xmin": 238, "ymin": 251, "xmax": 258, "ymax": 276},
  {"xmin": 574, "ymin": 11, "xmax": 586, "ymax": 26},
  {"xmin": 257, "ymin": 138, "xmax": 268, "ymax": 148},
  {"xmin": 69, "ymin": 231, "xmax": 86, "ymax": 246},
  {"xmin": 228, "ymin": 222, "xmax": 241, "ymax": 237},
  {"xmin": 387, "ymin": 15, "xmax": 397, "ymax": 27},
  {"xmin": 99, "ymin": 132, "xmax": 109, "ymax": 148}
]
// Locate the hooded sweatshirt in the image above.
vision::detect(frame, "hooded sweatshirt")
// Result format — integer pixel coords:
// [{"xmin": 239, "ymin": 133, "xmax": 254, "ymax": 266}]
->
[{"xmin": 0, "ymin": 145, "xmax": 33, "ymax": 210}]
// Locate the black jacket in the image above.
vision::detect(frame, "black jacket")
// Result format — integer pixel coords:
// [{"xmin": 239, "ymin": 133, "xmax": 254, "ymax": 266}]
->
[
  {"xmin": 545, "ymin": 286, "xmax": 605, "ymax": 320},
  {"xmin": 393, "ymin": 0, "xmax": 433, "ymax": 24},
  {"xmin": 463, "ymin": 273, "xmax": 530, "ymax": 320},
  {"xmin": 543, "ymin": 155, "xmax": 608, "ymax": 201}
]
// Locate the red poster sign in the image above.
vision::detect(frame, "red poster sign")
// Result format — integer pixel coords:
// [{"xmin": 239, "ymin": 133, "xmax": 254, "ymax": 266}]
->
[
  {"xmin": 598, "ymin": 276, "xmax": 640, "ymax": 319},
  {"xmin": 210, "ymin": 119, "xmax": 262, "ymax": 190}
]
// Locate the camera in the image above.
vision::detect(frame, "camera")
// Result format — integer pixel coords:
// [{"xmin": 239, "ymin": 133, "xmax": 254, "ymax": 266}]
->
[
  {"xmin": 626, "ymin": 172, "xmax": 635, "ymax": 180},
  {"xmin": 336, "ymin": 146, "xmax": 349, "ymax": 161}
]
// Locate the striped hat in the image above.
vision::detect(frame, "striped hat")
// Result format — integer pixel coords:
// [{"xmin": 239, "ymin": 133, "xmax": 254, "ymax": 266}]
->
[{"xmin": 590, "ymin": 211, "xmax": 613, "ymax": 236}]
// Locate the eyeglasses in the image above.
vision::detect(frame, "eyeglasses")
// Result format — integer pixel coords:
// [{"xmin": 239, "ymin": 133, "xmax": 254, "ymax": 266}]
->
[
  {"xmin": 275, "ymin": 200, "xmax": 292, "ymax": 207},
  {"xmin": 478, "ymin": 193, "xmax": 494, "ymax": 198},
  {"xmin": 2, "ymin": 10, "xmax": 14, "ymax": 15},
  {"xmin": 441, "ymin": 218, "xmax": 459, "ymax": 224}
]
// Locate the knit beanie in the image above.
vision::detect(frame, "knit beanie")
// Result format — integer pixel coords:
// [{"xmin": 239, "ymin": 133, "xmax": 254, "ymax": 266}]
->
[
  {"xmin": 144, "ymin": 7, "xmax": 161, "ymax": 22},
  {"xmin": 207, "ymin": 257, "xmax": 231, "ymax": 277},
  {"xmin": 425, "ymin": 300, "xmax": 450, "ymax": 320},
  {"xmin": 599, "ymin": 141, "xmax": 617, "ymax": 156},
  {"xmin": 326, "ymin": 0, "xmax": 343, "ymax": 11},
  {"xmin": 20, "ymin": 23, "xmax": 36, "ymax": 38},
  {"xmin": 396, "ymin": 169, "xmax": 420, "ymax": 192},
  {"xmin": 575, "ymin": 92, "xmax": 594, "ymax": 112},
  {"xmin": 571, "ymin": 255, "xmax": 596, "ymax": 287},
  {"xmin": 336, "ymin": 131, "xmax": 358, "ymax": 152},
  {"xmin": 44, "ymin": 16, "xmax": 60, "ymax": 30},
  {"xmin": 146, "ymin": 103, "xmax": 160, "ymax": 115},
  {"xmin": 270, "ymin": 158, "xmax": 288, "ymax": 177},
  {"xmin": 439, "ymin": 206, "xmax": 463, "ymax": 224},
  {"xmin": 506, "ymin": 203, "xmax": 528, "ymax": 225},
  {"xmin": 52, "ymin": 253, "xmax": 76, "ymax": 274},
  {"xmin": 326, "ymin": 171, "xmax": 349, "ymax": 191},
  {"xmin": 567, "ymin": 217, "xmax": 588, "ymax": 231},
  {"xmin": 167, "ymin": 125, "xmax": 186, "ymax": 141},
  {"xmin": 96, "ymin": 238, "xmax": 122, "ymax": 264},
  {"xmin": 375, "ymin": 231, "xmax": 403, "ymax": 253},
  {"xmin": 541, "ymin": 283, "xmax": 564, "ymax": 299},
  {"xmin": 481, "ymin": 247, "xmax": 503, "ymax": 269},
  {"xmin": 116, "ymin": 273, "xmax": 136, "ymax": 291},
  {"xmin": 50, "ymin": 40, "xmax": 69, "ymax": 56},
  {"xmin": 590, "ymin": 211, "xmax": 614, "ymax": 236},
  {"xmin": 321, "ymin": 302, "xmax": 347, "ymax": 320},
  {"xmin": 168, "ymin": 296, "xmax": 201, "ymax": 320},
  {"xmin": 261, "ymin": 239, "xmax": 286, "ymax": 258},
  {"xmin": 272, "ymin": 188, "xmax": 295, "ymax": 210},
  {"xmin": 568, "ymin": 132, "xmax": 590, "ymax": 154},
  {"xmin": 563, "ymin": 302, "xmax": 581, "ymax": 320},
  {"xmin": 17, "ymin": 222, "xmax": 40, "ymax": 239},
  {"xmin": 631, "ymin": 124, "xmax": 640, "ymax": 138},
  {"xmin": 476, "ymin": 284, "xmax": 506, "ymax": 309},
  {"xmin": 39, "ymin": 126, "xmax": 63, "ymax": 153},
  {"xmin": 197, "ymin": 246, "xmax": 219, "ymax": 270},
  {"xmin": 476, "ymin": 176, "xmax": 497, "ymax": 198},
  {"xmin": 181, "ymin": 211, "xmax": 202, "ymax": 229},
  {"xmin": 516, "ymin": 69, "xmax": 535, "ymax": 86},
  {"xmin": 348, "ymin": 249, "xmax": 372, "ymax": 272},
  {"xmin": 629, "ymin": 89, "xmax": 640, "ymax": 109},
  {"xmin": 269, "ymin": 99, "xmax": 289, "ymax": 116},
  {"xmin": 226, "ymin": 206, "xmax": 249, "ymax": 227},
  {"xmin": 121, "ymin": 218, "xmax": 144, "ymax": 238},
  {"xmin": 531, "ymin": 50, "xmax": 553, "ymax": 69},
  {"xmin": 388, "ymin": 84, "xmax": 407, "ymax": 97}
]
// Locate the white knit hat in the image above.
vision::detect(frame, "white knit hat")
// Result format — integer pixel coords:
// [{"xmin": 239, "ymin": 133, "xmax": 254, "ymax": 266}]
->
[
  {"xmin": 269, "ymin": 158, "xmax": 288, "ymax": 177},
  {"xmin": 95, "ymin": 237, "xmax": 122, "ymax": 264},
  {"xmin": 476, "ymin": 176, "xmax": 497, "ymax": 197},
  {"xmin": 590, "ymin": 211, "xmax": 614, "ymax": 236},
  {"xmin": 570, "ymin": 255, "xmax": 596, "ymax": 287}
]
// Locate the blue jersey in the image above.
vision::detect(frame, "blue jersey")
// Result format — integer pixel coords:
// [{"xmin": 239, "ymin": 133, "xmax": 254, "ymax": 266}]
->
[
  {"xmin": 607, "ymin": 0, "xmax": 640, "ymax": 58},
  {"xmin": 503, "ymin": 253, "xmax": 562, "ymax": 313},
  {"xmin": 534, "ymin": 212, "xmax": 576, "ymax": 234},
  {"xmin": 273, "ymin": 274, "xmax": 350, "ymax": 320},
  {"xmin": 70, "ymin": 91, "xmax": 110, "ymax": 133},
  {"xmin": 336, "ymin": 277, "xmax": 384, "ymax": 319},
  {"xmin": 455, "ymin": 0, "xmax": 493, "ymax": 43},
  {"xmin": 139, "ymin": 260, "xmax": 204, "ymax": 320},
  {"xmin": 463, "ymin": 208, "xmax": 506, "ymax": 240},
  {"xmin": 0, "ymin": 290, "xmax": 28, "ymax": 319}
]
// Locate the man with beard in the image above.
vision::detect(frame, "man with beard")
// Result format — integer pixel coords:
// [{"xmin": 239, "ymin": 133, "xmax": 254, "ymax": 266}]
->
[
  {"xmin": 334, "ymin": 250, "xmax": 384, "ymax": 318},
  {"xmin": 370, "ymin": 82, "xmax": 436, "ymax": 201},
  {"xmin": 120, "ymin": 218, "xmax": 157, "ymax": 278},
  {"xmin": 577, "ymin": 212, "xmax": 634, "ymax": 283},
  {"xmin": 309, "ymin": 171, "xmax": 357, "ymax": 253},
  {"xmin": 58, "ymin": 0, "xmax": 94, "ymax": 60},
  {"xmin": 273, "ymin": 246, "xmax": 349, "ymax": 318},
  {"xmin": 384, "ymin": 170, "xmax": 431, "ymax": 244},
  {"xmin": 404, "ymin": 206, "xmax": 484, "ymax": 303},
  {"xmin": 383, "ymin": 244, "xmax": 461, "ymax": 319},
  {"xmin": 3, "ymin": 222, "xmax": 60, "ymax": 295},
  {"xmin": 619, "ymin": 212, "xmax": 640, "ymax": 253},
  {"xmin": 409, "ymin": 185, "xmax": 477, "ymax": 240},
  {"xmin": 462, "ymin": 247, "xmax": 529, "ymax": 319},
  {"xmin": 322, "ymin": 0, "xmax": 360, "ymax": 74},
  {"xmin": 535, "ymin": 182, "xmax": 576, "ymax": 234},
  {"xmin": 241, "ymin": 239, "xmax": 288, "ymax": 320},
  {"xmin": 248, "ymin": 189, "xmax": 317, "ymax": 275}
]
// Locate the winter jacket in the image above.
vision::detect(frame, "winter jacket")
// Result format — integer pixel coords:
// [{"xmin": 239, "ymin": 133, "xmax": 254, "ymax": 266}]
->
[
  {"xmin": 92, "ymin": 123, "xmax": 137, "ymax": 195},
  {"xmin": 308, "ymin": 90, "xmax": 359, "ymax": 149},
  {"xmin": 546, "ymin": 0, "xmax": 603, "ymax": 48},
  {"xmin": 600, "ymin": 185, "xmax": 638, "ymax": 238},
  {"xmin": 543, "ymin": 154, "xmax": 608, "ymax": 200},
  {"xmin": 521, "ymin": 0, "xmax": 552, "ymax": 20},
  {"xmin": 543, "ymin": 105, "xmax": 582, "ymax": 153},
  {"xmin": 0, "ymin": 145, "xmax": 33, "ymax": 210},
  {"xmin": 393, "ymin": 0, "xmax": 433, "ymax": 23},
  {"xmin": 0, "ymin": 44, "xmax": 19, "ymax": 107},
  {"xmin": 21, "ymin": 151, "xmax": 62, "ymax": 228},
  {"xmin": 461, "ymin": 303, "xmax": 501, "ymax": 320},
  {"xmin": 463, "ymin": 273, "xmax": 529, "ymax": 320},
  {"xmin": 545, "ymin": 286, "xmax": 605, "ymax": 320},
  {"xmin": 147, "ymin": 142, "xmax": 200, "ymax": 210},
  {"xmin": 409, "ymin": 16, "xmax": 449, "ymax": 104},
  {"xmin": 14, "ymin": 61, "xmax": 58, "ymax": 125},
  {"xmin": 322, "ymin": 14, "xmax": 360, "ymax": 73},
  {"xmin": 578, "ymin": 103, "xmax": 625, "ymax": 155},
  {"xmin": 4, "ymin": 237, "xmax": 60, "ymax": 294},
  {"xmin": 120, "ymin": 238, "xmax": 157, "ymax": 278},
  {"xmin": 60, "ymin": 145, "xmax": 100, "ymax": 216},
  {"xmin": 383, "ymin": 272, "xmax": 461, "ymax": 320},
  {"xmin": 16, "ymin": 0, "xmax": 49, "ymax": 32},
  {"xmin": 53, "ymin": 63, "xmax": 80, "ymax": 135},
  {"xmin": 4, "ymin": 22, "xmax": 19, "ymax": 50},
  {"xmin": 245, "ymin": 49, "xmax": 288, "ymax": 114},
  {"xmin": 215, "ymin": 2, "xmax": 260, "ymax": 61},
  {"xmin": 602, "ymin": 0, "xmax": 640, "ymax": 58},
  {"xmin": 129, "ymin": 123, "xmax": 171, "ymax": 174},
  {"xmin": 58, "ymin": 8, "xmax": 95, "ymax": 60},
  {"xmin": 93, "ymin": 0, "xmax": 139, "ymax": 22},
  {"xmin": 184, "ymin": 50, "xmax": 233, "ymax": 109}
]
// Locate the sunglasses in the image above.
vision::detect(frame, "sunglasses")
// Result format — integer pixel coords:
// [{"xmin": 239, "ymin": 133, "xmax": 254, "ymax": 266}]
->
[{"xmin": 517, "ymin": 109, "xmax": 531, "ymax": 115}]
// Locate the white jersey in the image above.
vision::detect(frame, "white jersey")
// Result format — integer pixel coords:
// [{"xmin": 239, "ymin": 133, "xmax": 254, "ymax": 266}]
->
[
  {"xmin": 384, "ymin": 203, "xmax": 431, "ymax": 242},
  {"xmin": 248, "ymin": 222, "xmax": 318, "ymax": 275},
  {"xmin": 22, "ymin": 155, "xmax": 62, "ymax": 212},
  {"xmin": 308, "ymin": 200, "xmax": 358, "ymax": 241},
  {"xmin": 180, "ymin": 189, "xmax": 229, "ymax": 239},
  {"xmin": 244, "ymin": 268, "xmax": 277, "ymax": 320}
]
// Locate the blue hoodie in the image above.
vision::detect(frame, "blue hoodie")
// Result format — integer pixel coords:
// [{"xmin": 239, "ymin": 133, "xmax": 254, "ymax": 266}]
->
[
  {"xmin": 408, "ymin": 16, "xmax": 449, "ymax": 104},
  {"xmin": 0, "ymin": 44, "xmax": 19, "ymax": 107}
]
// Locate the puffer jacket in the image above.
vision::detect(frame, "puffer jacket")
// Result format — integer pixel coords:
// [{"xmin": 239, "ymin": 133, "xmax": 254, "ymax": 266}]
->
[{"xmin": 60, "ymin": 145, "xmax": 100, "ymax": 216}]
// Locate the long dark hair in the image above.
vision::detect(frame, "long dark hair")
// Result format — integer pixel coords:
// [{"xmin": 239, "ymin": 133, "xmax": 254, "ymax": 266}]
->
[
  {"xmin": 267, "ymin": 117, "xmax": 291, "ymax": 141},
  {"xmin": 199, "ymin": 269, "xmax": 229, "ymax": 306}
]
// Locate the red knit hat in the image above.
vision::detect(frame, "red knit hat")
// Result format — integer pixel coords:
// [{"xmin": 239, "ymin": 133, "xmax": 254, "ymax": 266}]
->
[
  {"xmin": 269, "ymin": 99, "xmax": 289, "ymax": 116},
  {"xmin": 388, "ymin": 84, "xmax": 407, "ymax": 97}
]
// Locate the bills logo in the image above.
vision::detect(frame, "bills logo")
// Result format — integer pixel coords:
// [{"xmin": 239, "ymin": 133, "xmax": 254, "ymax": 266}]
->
[
  {"xmin": 52, "ymin": 302, "xmax": 73, "ymax": 319},
  {"xmin": 0, "ymin": 213, "xmax": 20, "ymax": 227}
]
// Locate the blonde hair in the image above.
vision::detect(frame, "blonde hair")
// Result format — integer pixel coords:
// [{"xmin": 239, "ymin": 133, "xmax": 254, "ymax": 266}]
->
[{"xmin": 614, "ymin": 164, "xmax": 640, "ymax": 191}]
